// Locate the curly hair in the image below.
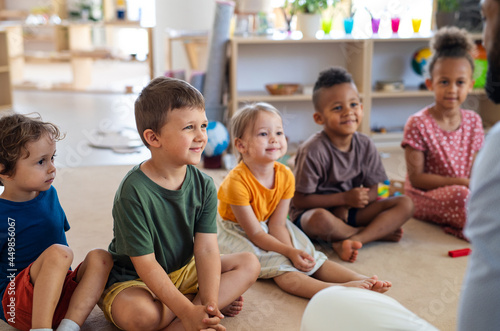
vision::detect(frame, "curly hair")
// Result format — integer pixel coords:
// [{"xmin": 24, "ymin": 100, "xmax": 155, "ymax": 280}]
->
[
  {"xmin": 312, "ymin": 67, "xmax": 354, "ymax": 111},
  {"xmin": 0, "ymin": 113, "xmax": 63, "ymax": 183},
  {"xmin": 135, "ymin": 76, "xmax": 205, "ymax": 148},
  {"xmin": 428, "ymin": 26, "xmax": 475, "ymax": 78}
]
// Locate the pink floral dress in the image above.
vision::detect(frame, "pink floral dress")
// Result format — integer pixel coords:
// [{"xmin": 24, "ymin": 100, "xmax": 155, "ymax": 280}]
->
[{"xmin": 401, "ymin": 107, "xmax": 484, "ymax": 239}]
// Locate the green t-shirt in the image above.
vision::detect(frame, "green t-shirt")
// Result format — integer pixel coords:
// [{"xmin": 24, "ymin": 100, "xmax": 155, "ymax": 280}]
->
[{"xmin": 107, "ymin": 164, "xmax": 218, "ymax": 286}]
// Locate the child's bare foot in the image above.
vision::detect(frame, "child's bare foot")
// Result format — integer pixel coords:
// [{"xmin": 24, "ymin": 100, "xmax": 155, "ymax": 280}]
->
[
  {"xmin": 341, "ymin": 278, "xmax": 376, "ymax": 290},
  {"xmin": 341, "ymin": 276, "xmax": 391, "ymax": 293},
  {"xmin": 332, "ymin": 240, "xmax": 362, "ymax": 262},
  {"xmin": 365, "ymin": 275, "xmax": 392, "ymax": 293},
  {"xmin": 380, "ymin": 228, "xmax": 404, "ymax": 242},
  {"xmin": 371, "ymin": 279, "xmax": 392, "ymax": 293},
  {"xmin": 221, "ymin": 296, "xmax": 244, "ymax": 317}
]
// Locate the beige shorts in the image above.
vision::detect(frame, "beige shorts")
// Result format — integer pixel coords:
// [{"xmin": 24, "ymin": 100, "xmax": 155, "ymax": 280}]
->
[{"xmin": 98, "ymin": 257, "xmax": 198, "ymax": 329}]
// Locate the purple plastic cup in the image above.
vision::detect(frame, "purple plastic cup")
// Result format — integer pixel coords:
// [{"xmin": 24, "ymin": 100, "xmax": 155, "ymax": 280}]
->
[{"xmin": 371, "ymin": 18, "xmax": 381, "ymax": 34}]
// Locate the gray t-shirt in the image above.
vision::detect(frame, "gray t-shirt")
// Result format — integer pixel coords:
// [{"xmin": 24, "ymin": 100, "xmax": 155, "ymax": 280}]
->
[{"xmin": 290, "ymin": 131, "xmax": 387, "ymax": 222}]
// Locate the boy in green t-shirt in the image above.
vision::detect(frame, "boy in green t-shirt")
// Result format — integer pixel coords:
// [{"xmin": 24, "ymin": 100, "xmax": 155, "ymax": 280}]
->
[{"xmin": 100, "ymin": 77, "xmax": 260, "ymax": 331}]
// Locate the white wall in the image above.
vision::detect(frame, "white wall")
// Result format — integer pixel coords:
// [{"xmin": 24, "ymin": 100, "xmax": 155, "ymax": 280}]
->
[{"xmin": 153, "ymin": 0, "xmax": 216, "ymax": 77}]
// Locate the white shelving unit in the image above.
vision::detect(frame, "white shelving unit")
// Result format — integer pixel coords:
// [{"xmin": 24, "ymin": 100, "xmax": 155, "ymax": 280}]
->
[
  {"xmin": 228, "ymin": 32, "xmax": 500, "ymax": 146},
  {"xmin": 229, "ymin": 34, "xmax": 371, "ymax": 143}
]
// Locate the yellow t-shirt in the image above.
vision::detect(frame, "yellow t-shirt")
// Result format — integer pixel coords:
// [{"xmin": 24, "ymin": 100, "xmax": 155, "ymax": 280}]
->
[{"xmin": 218, "ymin": 161, "xmax": 295, "ymax": 223}]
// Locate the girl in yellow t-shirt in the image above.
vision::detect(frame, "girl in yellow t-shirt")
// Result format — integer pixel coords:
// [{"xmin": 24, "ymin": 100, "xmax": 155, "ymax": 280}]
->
[{"xmin": 217, "ymin": 102, "xmax": 391, "ymax": 298}]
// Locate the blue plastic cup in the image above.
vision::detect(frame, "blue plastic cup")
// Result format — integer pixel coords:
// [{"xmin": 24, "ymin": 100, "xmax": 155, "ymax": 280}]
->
[{"xmin": 344, "ymin": 17, "xmax": 354, "ymax": 34}]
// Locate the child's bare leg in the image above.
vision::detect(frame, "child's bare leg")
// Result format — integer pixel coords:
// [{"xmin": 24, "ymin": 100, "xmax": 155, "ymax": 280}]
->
[
  {"xmin": 380, "ymin": 228, "xmax": 404, "ymax": 242},
  {"xmin": 299, "ymin": 208, "xmax": 362, "ymax": 242},
  {"xmin": 350, "ymin": 196, "xmax": 413, "ymax": 244},
  {"xmin": 273, "ymin": 270, "xmax": 375, "ymax": 299},
  {"xmin": 30, "ymin": 244, "xmax": 74, "ymax": 328},
  {"xmin": 111, "ymin": 286, "xmax": 175, "ymax": 330},
  {"xmin": 192, "ymin": 253, "xmax": 259, "ymax": 316},
  {"xmin": 64, "ymin": 249, "xmax": 113, "ymax": 325},
  {"xmin": 110, "ymin": 253, "xmax": 258, "ymax": 331},
  {"xmin": 273, "ymin": 271, "xmax": 331, "ymax": 299},
  {"xmin": 313, "ymin": 261, "xmax": 391, "ymax": 293},
  {"xmin": 299, "ymin": 208, "xmax": 363, "ymax": 262},
  {"xmin": 312, "ymin": 260, "xmax": 368, "ymax": 283}
]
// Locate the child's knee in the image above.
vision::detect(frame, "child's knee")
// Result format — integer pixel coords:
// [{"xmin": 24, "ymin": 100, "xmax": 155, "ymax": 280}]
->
[
  {"xmin": 305, "ymin": 208, "xmax": 340, "ymax": 232},
  {"xmin": 230, "ymin": 252, "xmax": 260, "ymax": 277},
  {"xmin": 43, "ymin": 244, "xmax": 74, "ymax": 267},
  {"xmin": 85, "ymin": 248, "xmax": 113, "ymax": 270},
  {"xmin": 395, "ymin": 195, "xmax": 414, "ymax": 216},
  {"xmin": 112, "ymin": 292, "xmax": 165, "ymax": 330},
  {"xmin": 128, "ymin": 305, "xmax": 163, "ymax": 330},
  {"xmin": 240, "ymin": 252, "xmax": 260, "ymax": 277}
]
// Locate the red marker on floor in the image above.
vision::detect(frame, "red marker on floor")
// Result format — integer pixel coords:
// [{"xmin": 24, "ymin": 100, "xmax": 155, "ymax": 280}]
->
[{"xmin": 448, "ymin": 248, "xmax": 472, "ymax": 258}]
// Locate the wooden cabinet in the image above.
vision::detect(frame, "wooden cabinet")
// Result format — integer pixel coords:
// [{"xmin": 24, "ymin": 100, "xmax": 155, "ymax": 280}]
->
[
  {"xmin": 0, "ymin": 28, "xmax": 12, "ymax": 110},
  {"xmin": 228, "ymin": 33, "xmax": 500, "ymax": 146}
]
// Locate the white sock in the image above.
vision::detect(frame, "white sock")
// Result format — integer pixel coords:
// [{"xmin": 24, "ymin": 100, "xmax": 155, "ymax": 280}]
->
[{"xmin": 56, "ymin": 319, "xmax": 80, "ymax": 331}]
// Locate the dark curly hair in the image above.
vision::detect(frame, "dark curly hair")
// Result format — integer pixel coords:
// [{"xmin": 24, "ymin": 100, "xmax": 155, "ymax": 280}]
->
[
  {"xmin": 312, "ymin": 67, "xmax": 354, "ymax": 111},
  {"xmin": 0, "ymin": 113, "xmax": 63, "ymax": 184},
  {"xmin": 428, "ymin": 26, "xmax": 475, "ymax": 78}
]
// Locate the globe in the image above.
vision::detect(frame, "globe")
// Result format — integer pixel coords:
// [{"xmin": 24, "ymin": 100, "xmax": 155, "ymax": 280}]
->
[
  {"xmin": 204, "ymin": 121, "xmax": 229, "ymax": 157},
  {"xmin": 411, "ymin": 47, "xmax": 432, "ymax": 77}
]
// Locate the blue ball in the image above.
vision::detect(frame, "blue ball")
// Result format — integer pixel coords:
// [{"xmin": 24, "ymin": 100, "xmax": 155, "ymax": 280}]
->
[{"xmin": 204, "ymin": 121, "xmax": 229, "ymax": 157}]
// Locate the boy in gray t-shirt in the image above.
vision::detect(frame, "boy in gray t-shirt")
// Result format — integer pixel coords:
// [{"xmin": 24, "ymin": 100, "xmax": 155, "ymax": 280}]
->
[{"xmin": 290, "ymin": 67, "xmax": 414, "ymax": 263}]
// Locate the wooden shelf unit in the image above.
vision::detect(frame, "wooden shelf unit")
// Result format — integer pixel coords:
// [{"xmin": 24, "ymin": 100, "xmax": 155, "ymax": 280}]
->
[
  {"xmin": 228, "ymin": 33, "xmax": 500, "ymax": 146},
  {"xmin": 2, "ymin": 20, "xmax": 154, "ymax": 91},
  {"xmin": 0, "ymin": 28, "xmax": 12, "ymax": 110}
]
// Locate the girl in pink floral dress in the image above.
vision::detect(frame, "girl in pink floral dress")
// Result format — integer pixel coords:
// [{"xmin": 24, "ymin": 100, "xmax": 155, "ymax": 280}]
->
[{"xmin": 402, "ymin": 27, "xmax": 484, "ymax": 240}]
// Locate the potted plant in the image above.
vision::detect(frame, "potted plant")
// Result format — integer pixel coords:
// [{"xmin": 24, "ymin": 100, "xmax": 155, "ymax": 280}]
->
[
  {"xmin": 293, "ymin": 0, "xmax": 329, "ymax": 14},
  {"xmin": 284, "ymin": 0, "xmax": 329, "ymax": 37},
  {"xmin": 435, "ymin": 0, "xmax": 460, "ymax": 29}
]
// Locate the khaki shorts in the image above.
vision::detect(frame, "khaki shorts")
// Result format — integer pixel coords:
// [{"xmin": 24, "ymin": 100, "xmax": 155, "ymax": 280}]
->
[{"xmin": 99, "ymin": 257, "xmax": 198, "ymax": 329}]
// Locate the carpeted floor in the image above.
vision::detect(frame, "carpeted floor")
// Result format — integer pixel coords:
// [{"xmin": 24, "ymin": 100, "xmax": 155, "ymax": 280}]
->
[{"xmin": 1, "ymin": 161, "xmax": 470, "ymax": 331}]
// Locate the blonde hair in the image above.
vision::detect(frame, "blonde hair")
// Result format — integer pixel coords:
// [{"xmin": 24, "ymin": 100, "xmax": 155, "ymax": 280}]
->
[{"xmin": 230, "ymin": 102, "xmax": 283, "ymax": 162}]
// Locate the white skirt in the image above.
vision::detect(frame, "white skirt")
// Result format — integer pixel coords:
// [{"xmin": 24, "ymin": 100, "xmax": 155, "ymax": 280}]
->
[{"xmin": 217, "ymin": 218, "xmax": 327, "ymax": 279}]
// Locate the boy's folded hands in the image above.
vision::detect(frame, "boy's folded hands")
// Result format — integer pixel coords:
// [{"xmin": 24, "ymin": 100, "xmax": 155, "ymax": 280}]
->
[
  {"xmin": 181, "ymin": 304, "xmax": 225, "ymax": 331},
  {"xmin": 344, "ymin": 187, "xmax": 370, "ymax": 208}
]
